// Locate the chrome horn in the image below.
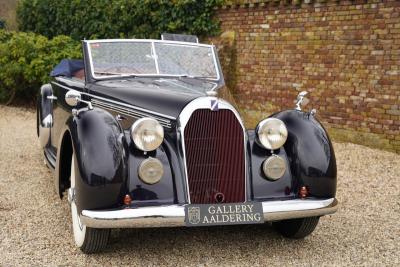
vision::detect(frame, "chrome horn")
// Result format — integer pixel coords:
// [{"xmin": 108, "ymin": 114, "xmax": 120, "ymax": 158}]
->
[{"xmin": 295, "ymin": 91, "xmax": 309, "ymax": 111}]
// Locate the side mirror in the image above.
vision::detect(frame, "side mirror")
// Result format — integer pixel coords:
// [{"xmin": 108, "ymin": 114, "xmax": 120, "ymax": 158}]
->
[{"xmin": 65, "ymin": 90, "xmax": 81, "ymax": 107}]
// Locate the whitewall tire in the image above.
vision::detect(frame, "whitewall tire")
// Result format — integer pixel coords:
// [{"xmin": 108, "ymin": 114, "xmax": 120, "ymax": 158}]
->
[{"xmin": 69, "ymin": 153, "xmax": 110, "ymax": 253}]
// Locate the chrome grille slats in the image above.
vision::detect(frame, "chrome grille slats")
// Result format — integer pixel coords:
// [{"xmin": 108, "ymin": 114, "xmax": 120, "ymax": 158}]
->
[{"xmin": 183, "ymin": 109, "xmax": 245, "ymax": 204}]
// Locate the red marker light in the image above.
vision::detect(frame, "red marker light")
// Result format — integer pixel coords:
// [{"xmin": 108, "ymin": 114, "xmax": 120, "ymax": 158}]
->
[
  {"xmin": 123, "ymin": 194, "xmax": 132, "ymax": 205},
  {"xmin": 299, "ymin": 186, "xmax": 308, "ymax": 199}
]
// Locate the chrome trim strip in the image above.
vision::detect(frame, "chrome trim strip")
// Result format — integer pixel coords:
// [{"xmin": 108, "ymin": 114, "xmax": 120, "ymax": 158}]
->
[
  {"xmin": 161, "ymin": 34, "xmax": 199, "ymax": 43},
  {"xmin": 177, "ymin": 97, "xmax": 248, "ymax": 204},
  {"xmin": 85, "ymin": 39, "xmax": 221, "ymax": 81},
  {"xmin": 91, "ymin": 99, "xmax": 172, "ymax": 128},
  {"xmin": 51, "ymin": 81, "xmax": 176, "ymax": 121},
  {"xmin": 39, "ymin": 114, "xmax": 52, "ymax": 148},
  {"xmin": 86, "ymin": 38, "xmax": 213, "ymax": 47},
  {"xmin": 80, "ymin": 198, "xmax": 338, "ymax": 228}
]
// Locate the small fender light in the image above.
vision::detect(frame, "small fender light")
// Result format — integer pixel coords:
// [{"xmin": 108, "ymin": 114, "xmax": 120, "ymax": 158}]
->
[
  {"xmin": 299, "ymin": 186, "xmax": 308, "ymax": 199},
  {"xmin": 123, "ymin": 194, "xmax": 132, "ymax": 205}
]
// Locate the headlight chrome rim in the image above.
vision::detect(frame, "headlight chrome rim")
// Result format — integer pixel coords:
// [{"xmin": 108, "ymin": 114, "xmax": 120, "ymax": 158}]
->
[
  {"xmin": 262, "ymin": 155, "xmax": 286, "ymax": 180},
  {"xmin": 138, "ymin": 157, "xmax": 164, "ymax": 185},
  {"xmin": 256, "ymin": 118, "xmax": 288, "ymax": 150},
  {"xmin": 131, "ymin": 118, "xmax": 164, "ymax": 152}
]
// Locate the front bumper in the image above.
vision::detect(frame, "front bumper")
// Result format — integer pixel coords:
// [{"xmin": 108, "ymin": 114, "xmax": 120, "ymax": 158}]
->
[{"xmin": 80, "ymin": 198, "xmax": 338, "ymax": 229}]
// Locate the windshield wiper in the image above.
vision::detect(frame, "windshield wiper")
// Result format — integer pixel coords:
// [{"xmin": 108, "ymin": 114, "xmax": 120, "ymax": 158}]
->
[
  {"xmin": 176, "ymin": 74, "xmax": 216, "ymax": 80},
  {"xmin": 94, "ymin": 71, "xmax": 123, "ymax": 76},
  {"xmin": 94, "ymin": 71, "xmax": 138, "ymax": 78},
  {"xmin": 93, "ymin": 71, "xmax": 215, "ymax": 81}
]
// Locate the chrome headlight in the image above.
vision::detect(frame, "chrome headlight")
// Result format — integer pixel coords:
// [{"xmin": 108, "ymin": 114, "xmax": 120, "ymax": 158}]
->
[
  {"xmin": 131, "ymin": 118, "xmax": 164, "ymax": 151},
  {"xmin": 256, "ymin": 118, "xmax": 288, "ymax": 150},
  {"xmin": 262, "ymin": 155, "xmax": 286, "ymax": 180},
  {"xmin": 138, "ymin": 157, "xmax": 164, "ymax": 184}
]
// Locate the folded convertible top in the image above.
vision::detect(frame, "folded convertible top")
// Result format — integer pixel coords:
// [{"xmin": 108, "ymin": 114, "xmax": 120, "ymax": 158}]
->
[{"xmin": 50, "ymin": 59, "xmax": 84, "ymax": 77}]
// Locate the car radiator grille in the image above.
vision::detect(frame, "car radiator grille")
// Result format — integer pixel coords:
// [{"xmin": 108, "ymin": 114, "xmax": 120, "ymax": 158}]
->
[{"xmin": 184, "ymin": 109, "xmax": 245, "ymax": 204}]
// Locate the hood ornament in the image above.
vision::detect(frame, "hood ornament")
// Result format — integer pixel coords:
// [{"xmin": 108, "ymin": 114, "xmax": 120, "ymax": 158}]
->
[
  {"xmin": 295, "ymin": 91, "xmax": 309, "ymax": 111},
  {"xmin": 210, "ymin": 99, "xmax": 219, "ymax": 111},
  {"xmin": 207, "ymin": 90, "xmax": 219, "ymax": 111},
  {"xmin": 206, "ymin": 90, "xmax": 217, "ymax": 97}
]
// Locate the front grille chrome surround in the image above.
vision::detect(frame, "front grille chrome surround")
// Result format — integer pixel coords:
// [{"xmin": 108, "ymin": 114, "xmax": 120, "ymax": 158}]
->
[{"xmin": 178, "ymin": 97, "xmax": 247, "ymax": 204}]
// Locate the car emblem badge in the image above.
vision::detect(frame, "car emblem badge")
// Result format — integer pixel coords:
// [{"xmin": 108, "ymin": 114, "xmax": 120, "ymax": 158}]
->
[
  {"xmin": 187, "ymin": 207, "xmax": 201, "ymax": 224},
  {"xmin": 211, "ymin": 100, "xmax": 219, "ymax": 111}
]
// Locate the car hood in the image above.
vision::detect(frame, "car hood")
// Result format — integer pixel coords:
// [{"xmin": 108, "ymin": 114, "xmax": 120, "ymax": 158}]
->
[{"xmin": 88, "ymin": 78, "xmax": 217, "ymax": 119}]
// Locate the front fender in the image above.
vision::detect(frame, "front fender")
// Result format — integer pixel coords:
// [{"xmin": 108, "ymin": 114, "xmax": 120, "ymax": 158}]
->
[
  {"xmin": 272, "ymin": 110, "xmax": 337, "ymax": 198},
  {"xmin": 68, "ymin": 108, "xmax": 128, "ymax": 213},
  {"xmin": 37, "ymin": 84, "xmax": 53, "ymax": 148}
]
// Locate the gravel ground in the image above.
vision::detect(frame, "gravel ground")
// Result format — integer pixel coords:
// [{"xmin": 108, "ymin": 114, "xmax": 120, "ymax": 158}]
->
[{"xmin": 0, "ymin": 105, "xmax": 399, "ymax": 266}]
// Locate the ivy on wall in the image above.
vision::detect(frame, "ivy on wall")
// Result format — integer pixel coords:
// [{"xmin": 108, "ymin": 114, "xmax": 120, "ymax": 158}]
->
[{"xmin": 17, "ymin": 0, "xmax": 223, "ymax": 40}]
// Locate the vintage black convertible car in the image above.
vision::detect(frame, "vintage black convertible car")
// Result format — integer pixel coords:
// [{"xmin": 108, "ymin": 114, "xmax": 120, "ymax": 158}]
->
[{"xmin": 37, "ymin": 34, "xmax": 338, "ymax": 253}]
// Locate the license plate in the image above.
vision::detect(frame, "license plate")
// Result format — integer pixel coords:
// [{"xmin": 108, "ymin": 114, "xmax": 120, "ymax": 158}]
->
[{"xmin": 185, "ymin": 202, "xmax": 264, "ymax": 227}]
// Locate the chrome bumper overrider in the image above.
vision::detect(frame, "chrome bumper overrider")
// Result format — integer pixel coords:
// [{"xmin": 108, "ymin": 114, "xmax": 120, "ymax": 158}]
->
[{"xmin": 80, "ymin": 198, "xmax": 338, "ymax": 229}]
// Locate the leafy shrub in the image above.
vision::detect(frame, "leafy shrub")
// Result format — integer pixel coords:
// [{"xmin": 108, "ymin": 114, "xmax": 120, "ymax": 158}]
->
[
  {"xmin": 0, "ymin": 30, "xmax": 81, "ymax": 104},
  {"xmin": 17, "ymin": 0, "xmax": 223, "ymax": 40},
  {"xmin": 0, "ymin": 18, "xmax": 5, "ymax": 29}
]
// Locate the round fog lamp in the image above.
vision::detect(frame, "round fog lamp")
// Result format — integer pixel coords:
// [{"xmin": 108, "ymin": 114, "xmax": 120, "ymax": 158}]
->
[
  {"xmin": 138, "ymin": 158, "xmax": 164, "ymax": 185},
  {"xmin": 262, "ymin": 155, "xmax": 286, "ymax": 180}
]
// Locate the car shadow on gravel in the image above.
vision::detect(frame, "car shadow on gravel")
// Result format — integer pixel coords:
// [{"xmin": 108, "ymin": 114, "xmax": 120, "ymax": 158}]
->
[{"xmin": 101, "ymin": 224, "xmax": 295, "ymax": 257}]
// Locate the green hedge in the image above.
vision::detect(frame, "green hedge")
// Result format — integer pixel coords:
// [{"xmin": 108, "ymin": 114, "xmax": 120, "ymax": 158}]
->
[
  {"xmin": 0, "ymin": 30, "xmax": 81, "ymax": 104},
  {"xmin": 17, "ymin": 0, "xmax": 223, "ymax": 40}
]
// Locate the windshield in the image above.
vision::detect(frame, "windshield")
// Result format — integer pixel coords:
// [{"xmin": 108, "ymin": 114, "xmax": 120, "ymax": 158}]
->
[{"xmin": 87, "ymin": 40, "xmax": 220, "ymax": 80}]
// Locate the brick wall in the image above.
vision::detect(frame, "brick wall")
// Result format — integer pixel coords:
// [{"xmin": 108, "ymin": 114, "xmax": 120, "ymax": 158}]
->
[{"xmin": 214, "ymin": 0, "xmax": 400, "ymax": 153}]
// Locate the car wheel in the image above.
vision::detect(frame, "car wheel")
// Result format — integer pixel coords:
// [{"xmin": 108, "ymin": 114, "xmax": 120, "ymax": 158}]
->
[
  {"xmin": 69, "ymin": 153, "xmax": 110, "ymax": 253},
  {"xmin": 273, "ymin": 217, "xmax": 320, "ymax": 239}
]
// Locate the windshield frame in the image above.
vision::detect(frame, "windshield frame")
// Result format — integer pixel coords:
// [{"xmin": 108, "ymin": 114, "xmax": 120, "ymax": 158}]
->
[{"xmin": 85, "ymin": 39, "xmax": 221, "ymax": 82}]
